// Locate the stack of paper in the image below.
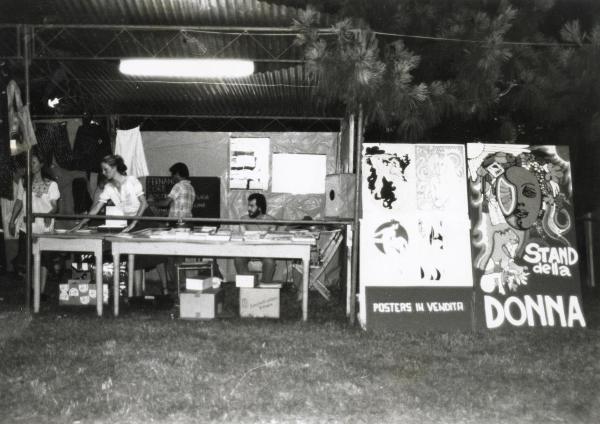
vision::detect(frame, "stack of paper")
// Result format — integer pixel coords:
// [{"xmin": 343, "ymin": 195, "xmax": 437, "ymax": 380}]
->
[{"xmin": 264, "ymin": 231, "xmax": 293, "ymax": 241}]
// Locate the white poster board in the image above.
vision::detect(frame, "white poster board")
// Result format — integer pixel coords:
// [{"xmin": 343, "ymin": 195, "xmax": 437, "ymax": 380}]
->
[
  {"xmin": 359, "ymin": 143, "xmax": 474, "ymax": 327},
  {"xmin": 229, "ymin": 137, "xmax": 270, "ymax": 190},
  {"xmin": 271, "ymin": 153, "xmax": 327, "ymax": 194}
]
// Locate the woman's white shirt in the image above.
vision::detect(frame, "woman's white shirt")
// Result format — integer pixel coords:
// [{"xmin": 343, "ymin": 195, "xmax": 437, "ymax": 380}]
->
[
  {"xmin": 16, "ymin": 179, "xmax": 60, "ymax": 233},
  {"xmin": 98, "ymin": 175, "xmax": 144, "ymax": 216}
]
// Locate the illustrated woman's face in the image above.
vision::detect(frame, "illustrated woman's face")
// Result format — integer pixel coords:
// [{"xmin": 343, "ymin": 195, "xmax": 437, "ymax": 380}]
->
[
  {"xmin": 101, "ymin": 162, "xmax": 117, "ymax": 180},
  {"xmin": 502, "ymin": 166, "xmax": 542, "ymax": 230}
]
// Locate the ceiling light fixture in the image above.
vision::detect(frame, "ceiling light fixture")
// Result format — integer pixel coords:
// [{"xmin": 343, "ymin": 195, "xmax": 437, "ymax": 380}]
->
[{"xmin": 119, "ymin": 58, "xmax": 254, "ymax": 78}]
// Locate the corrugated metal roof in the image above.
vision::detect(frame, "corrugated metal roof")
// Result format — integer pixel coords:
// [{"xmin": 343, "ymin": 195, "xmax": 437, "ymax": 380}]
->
[
  {"xmin": 42, "ymin": 61, "xmax": 339, "ymax": 117},
  {"xmin": 33, "ymin": 27, "xmax": 304, "ymax": 61},
  {"xmin": 0, "ymin": 1, "xmax": 343, "ymax": 120},
  {"xmin": 0, "ymin": 0, "xmax": 332, "ymax": 27}
]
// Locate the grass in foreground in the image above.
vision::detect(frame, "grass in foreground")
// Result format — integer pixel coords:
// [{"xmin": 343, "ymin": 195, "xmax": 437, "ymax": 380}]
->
[{"xmin": 0, "ymin": 285, "xmax": 599, "ymax": 424}]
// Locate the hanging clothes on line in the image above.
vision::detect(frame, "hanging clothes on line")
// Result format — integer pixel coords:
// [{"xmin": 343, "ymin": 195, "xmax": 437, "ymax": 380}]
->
[
  {"xmin": 72, "ymin": 115, "xmax": 111, "ymax": 173},
  {"xmin": 35, "ymin": 122, "xmax": 74, "ymax": 169},
  {"xmin": 115, "ymin": 126, "xmax": 149, "ymax": 177},
  {"xmin": 6, "ymin": 80, "xmax": 37, "ymax": 155},
  {"xmin": 1, "ymin": 79, "xmax": 37, "ymax": 199},
  {"xmin": 0, "ymin": 76, "xmax": 11, "ymax": 199}
]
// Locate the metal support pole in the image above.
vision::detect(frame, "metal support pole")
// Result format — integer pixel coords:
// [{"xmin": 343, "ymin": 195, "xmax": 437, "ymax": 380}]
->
[
  {"xmin": 347, "ymin": 113, "xmax": 355, "ymax": 173},
  {"xmin": 24, "ymin": 25, "xmax": 32, "ymax": 311},
  {"xmin": 349, "ymin": 106, "xmax": 363, "ymax": 325},
  {"xmin": 584, "ymin": 212, "xmax": 596, "ymax": 288}
]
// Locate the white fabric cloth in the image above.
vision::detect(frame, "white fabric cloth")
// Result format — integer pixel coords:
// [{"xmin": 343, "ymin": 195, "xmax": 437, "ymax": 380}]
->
[
  {"xmin": 7, "ymin": 80, "xmax": 37, "ymax": 153},
  {"xmin": 115, "ymin": 126, "xmax": 149, "ymax": 177},
  {"xmin": 98, "ymin": 176, "xmax": 144, "ymax": 216},
  {"xmin": 16, "ymin": 180, "xmax": 60, "ymax": 233}
]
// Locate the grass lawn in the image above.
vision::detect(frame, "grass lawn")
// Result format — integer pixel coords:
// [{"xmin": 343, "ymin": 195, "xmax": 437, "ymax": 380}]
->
[{"xmin": 0, "ymin": 276, "xmax": 599, "ymax": 424}]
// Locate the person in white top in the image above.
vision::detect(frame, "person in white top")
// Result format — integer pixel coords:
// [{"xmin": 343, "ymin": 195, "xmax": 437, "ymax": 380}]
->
[
  {"xmin": 71, "ymin": 154, "xmax": 168, "ymax": 295},
  {"xmin": 71, "ymin": 154, "xmax": 147, "ymax": 233},
  {"xmin": 9, "ymin": 150, "xmax": 60, "ymax": 293}
]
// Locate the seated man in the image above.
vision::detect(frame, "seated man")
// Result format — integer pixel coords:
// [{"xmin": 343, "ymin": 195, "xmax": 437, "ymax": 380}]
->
[{"xmin": 235, "ymin": 193, "xmax": 277, "ymax": 283}]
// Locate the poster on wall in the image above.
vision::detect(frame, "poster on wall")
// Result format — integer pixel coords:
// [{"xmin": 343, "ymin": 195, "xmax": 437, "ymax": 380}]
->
[
  {"xmin": 415, "ymin": 144, "xmax": 468, "ymax": 214},
  {"xmin": 360, "ymin": 143, "xmax": 473, "ymax": 330},
  {"xmin": 467, "ymin": 143, "xmax": 586, "ymax": 329},
  {"xmin": 361, "ymin": 144, "xmax": 416, "ymax": 214},
  {"xmin": 229, "ymin": 137, "xmax": 270, "ymax": 190},
  {"xmin": 272, "ymin": 153, "xmax": 327, "ymax": 194}
]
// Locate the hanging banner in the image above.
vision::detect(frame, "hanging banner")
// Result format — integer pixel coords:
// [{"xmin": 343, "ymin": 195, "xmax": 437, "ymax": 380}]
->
[
  {"xmin": 467, "ymin": 143, "xmax": 586, "ymax": 329},
  {"xmin": 360, "ymin": 144, "xmax": 473, "ymax": 330}
]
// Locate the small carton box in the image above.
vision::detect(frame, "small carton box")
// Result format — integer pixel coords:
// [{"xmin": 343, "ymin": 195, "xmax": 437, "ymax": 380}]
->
[
  {"xmin": 186, "ymin": 277, "xmax": 213, "ymax": 291},
  {"xmin": 236, "ymin": 274, "xmax": 257, "ymax": 288},
  {"xmin": 180, "ymin": 288, "xmax": 223, "ymax": 319},
  {"xmin": 239, "ymin": 286, "xmax": 280, "ymax": 319},
  {"xmin": 59, "ymin": 280, "xmax": 109, "ymax": 306}
]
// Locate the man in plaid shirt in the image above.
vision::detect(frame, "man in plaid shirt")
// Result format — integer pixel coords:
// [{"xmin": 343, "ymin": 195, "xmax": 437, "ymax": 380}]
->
[{"xmin": 166, "ymin": 162, "xmax": 195, "ymax": 219}]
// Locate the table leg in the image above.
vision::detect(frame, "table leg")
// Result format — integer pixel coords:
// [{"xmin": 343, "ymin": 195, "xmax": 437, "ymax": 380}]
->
[
  {"xmin": 33, "ymin": 242, "xmax": 41, "ymax": 313},
  {"xmin": 128, "ymin": 254, "xmax": 135, "ymax": 297},
  {"xmin": 302, "ymin": 255, "xmax": 310, "ymax": 322},
  {"xmin": 113, "ymin": 253, "xmax": 120, "ymax": 316},
  {"xmin": 346, "ymin": 224, "xmax": 352, "ymax": 317},
  {"xmin": 95, "ymin": 250, "xmax": 103, "ymax": 317}
]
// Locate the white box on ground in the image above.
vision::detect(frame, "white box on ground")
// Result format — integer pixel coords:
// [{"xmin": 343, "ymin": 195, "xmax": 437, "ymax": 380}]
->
[
  {"xmin": 179, "ymin": 288, "xmax": 223, "ymax": 319},
  {"xmin": 186, "ymin": 277, "xmax": 213, "ymax": 291},
  {"xmin": 236, "ymin": 274, "xmax": 257, "ymax": 288},
  {"xmin": 239, "ymin": 287, "xmax": 280, "ymax": 318}
]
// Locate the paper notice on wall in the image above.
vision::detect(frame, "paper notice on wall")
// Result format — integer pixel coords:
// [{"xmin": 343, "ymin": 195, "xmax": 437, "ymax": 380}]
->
[
  {"xmin": 229, "ymin": 137, "xmax": 270, "ymax": 190},
  {"xmin": 272, "ymin": 153, "xmax": 326, "ymax": 194}
]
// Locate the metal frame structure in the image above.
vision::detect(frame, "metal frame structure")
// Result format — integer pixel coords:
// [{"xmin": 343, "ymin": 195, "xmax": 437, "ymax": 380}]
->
[{"xmin": 1, "ymin": 22, "xmax": 362, "ymax": 323}]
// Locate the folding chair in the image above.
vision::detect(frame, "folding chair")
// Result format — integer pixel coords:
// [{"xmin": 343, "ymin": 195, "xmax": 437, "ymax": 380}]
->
[{"xmin": 293, "ymin": 229, "xmax": 343, "ymax": 301}]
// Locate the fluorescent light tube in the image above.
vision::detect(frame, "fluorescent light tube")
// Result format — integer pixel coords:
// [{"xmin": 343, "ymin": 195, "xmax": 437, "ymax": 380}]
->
[{"xmin": 119, "ymin": 59, "xmax": 254, "ymax": 78}]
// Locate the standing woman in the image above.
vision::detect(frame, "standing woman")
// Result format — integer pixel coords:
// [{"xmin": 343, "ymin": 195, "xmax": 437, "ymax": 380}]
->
[
  {"xmin": 71, "ymin": 154, "xmax": 168, "ymax": 294},
  {"xmin": 9, "ymin": 149, "xmax": 60, "ymax": 293},
  {"xmin": 72, "ymin": 154, "xmax": 146, "ymax": 233}
]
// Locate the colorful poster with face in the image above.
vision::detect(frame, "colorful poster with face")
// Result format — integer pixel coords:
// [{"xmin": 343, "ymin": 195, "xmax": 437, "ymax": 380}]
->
[{"xmin": 467, "ymin": 143, "xmax": 586, "ymax": 329}]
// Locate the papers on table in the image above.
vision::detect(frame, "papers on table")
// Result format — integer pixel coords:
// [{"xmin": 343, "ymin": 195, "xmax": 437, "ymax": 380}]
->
[
  {"xmin": 193, "ymin": 226, "xmax": 218, "ymax": 233},
  {"xmin": 120, "ymin": 227, "xmax": 318, "ymax": 243},
  {"xmin": 263, "ymin": 231, "xmax": 293, "ymax": 241},
  {"xmin": 146, "ymin": 228, "xmax": 233, "ymax": 241}
]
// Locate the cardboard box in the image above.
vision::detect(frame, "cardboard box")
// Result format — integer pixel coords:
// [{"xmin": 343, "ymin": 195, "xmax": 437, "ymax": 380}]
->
[
  {"xmin": 236, "ymin": 274, "xmax": 257, "ymax": 288},
  {"xmin": 59, "ymin": 281, "xmax": 109, "ymax": 306},
  {"xmin": 239, "ymin": 287, "xmax": 280, "ymax": 318},
  {"xmin": 180, "ymin": 288, "xmax": 223, "ymax": 319},
  {"xmin": 177, "ymin": 263, "xmax": 213, "ymax": 290},
  {"xmin": 186, "ymin": 277, "xmax": 214, "ymax": 291}
]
